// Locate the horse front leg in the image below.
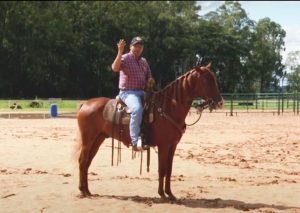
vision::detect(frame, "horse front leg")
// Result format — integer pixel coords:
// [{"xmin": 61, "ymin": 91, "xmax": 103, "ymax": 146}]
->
[{"xmin": 165, "ymin": 144, "xmax": 177, "ymax": 201}]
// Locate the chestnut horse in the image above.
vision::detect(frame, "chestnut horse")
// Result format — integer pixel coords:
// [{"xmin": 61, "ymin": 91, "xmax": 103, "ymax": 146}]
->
[{"xmin": 75, "ymin": 63, "xmax": 223, "ymax": 199}]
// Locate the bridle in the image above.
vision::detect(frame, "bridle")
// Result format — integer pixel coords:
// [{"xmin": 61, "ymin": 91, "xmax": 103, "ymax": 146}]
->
[
  {"xmin": 186, "ymin": 99, "xmax": 213, "ymax": 126},
  {"xmin": 155, "ymin": 91, "xmax": 216, "ymax": 135}
]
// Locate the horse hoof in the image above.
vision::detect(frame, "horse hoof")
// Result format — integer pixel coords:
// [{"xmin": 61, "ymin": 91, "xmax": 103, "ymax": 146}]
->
[
  {"xmin": 78, "ymin": 190, "xmax": 92, "ymax": 198},
  {"xmin": 77, "ymin": 194, "xmax": 89, "ymax": 199},
  {"xmin": 158, "ymin": 192, "xmax": 167, "ymax": 200},
  {"xmin": 166, "ymin": 193, "xmax": 177, "ymax": 201},
  {"xmin": 168, "ymin": 195, "xmax": 177, "ymax": 201}
]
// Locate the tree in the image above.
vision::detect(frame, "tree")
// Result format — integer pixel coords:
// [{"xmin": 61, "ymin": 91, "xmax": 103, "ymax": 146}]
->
[
  {"xmin": 286, "ymin": 66, "xmax": 300, "ymax": 92},
  {"xmin": 248, "ymin": 18, "xmax": 286, "ymax": 92},
  {"xmin": 202, "ymin": 1, "xmax": 255, "ymax": 92},
  {"xmin": 0, "ymin": 1, "xmax": 291, "ymax": 98},
  {"xmin": 285, "ymin": 51, "xmax": 300, "ymax": 70},
  {"xmin": 286, "ymin": 51, "xmax": 300, "ymax": 92}
]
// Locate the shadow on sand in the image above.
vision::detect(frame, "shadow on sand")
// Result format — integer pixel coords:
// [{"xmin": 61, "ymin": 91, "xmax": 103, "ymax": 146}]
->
[{"xmin": 87, "ymin": 194, "xmax": 300, "ymax": 211}]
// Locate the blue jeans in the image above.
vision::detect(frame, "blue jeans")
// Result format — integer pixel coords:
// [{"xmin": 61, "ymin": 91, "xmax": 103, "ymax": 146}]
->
[{"xmin": 118, "ymin": 90, "xmax": 144, "ymax": 145}]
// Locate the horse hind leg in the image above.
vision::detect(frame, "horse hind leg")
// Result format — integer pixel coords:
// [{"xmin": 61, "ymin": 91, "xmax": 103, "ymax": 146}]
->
[
  {"xmin": 87, "ymin": 134, "xmax": 106, "ymax": 167},
  {"xmin": 78, "ymin": 145, "xmax": 92, "ymax": 197},
  {"xmin": 79, "ymin": 134, "xmax": 106, "ymax": 197}
]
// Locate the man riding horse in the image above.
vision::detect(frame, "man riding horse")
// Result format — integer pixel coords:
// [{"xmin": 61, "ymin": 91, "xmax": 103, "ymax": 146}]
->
[
  {"xmin": 111, "ymin": 36, "xmax": 154, "ymax": 152},
  {"xmin": 76, "ymin": 38, "xmax": 224, "ymax": 198}
]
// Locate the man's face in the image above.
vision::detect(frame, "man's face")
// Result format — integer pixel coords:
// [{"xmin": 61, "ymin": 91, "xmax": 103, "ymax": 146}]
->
[{"xmin": 130, "ymin": 43, "xmax": 144, "ymax": 58}]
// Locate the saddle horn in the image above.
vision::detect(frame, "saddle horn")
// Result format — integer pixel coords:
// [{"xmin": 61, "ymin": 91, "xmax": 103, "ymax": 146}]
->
[{"xmin": 206, "ymin": 62, "xmax": 212, "ymax": 69}]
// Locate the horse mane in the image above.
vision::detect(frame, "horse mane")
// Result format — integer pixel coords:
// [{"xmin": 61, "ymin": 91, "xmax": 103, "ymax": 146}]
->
[{"xmin": 157, "ymin": 68, "xmax": 196, "ymax": 104}]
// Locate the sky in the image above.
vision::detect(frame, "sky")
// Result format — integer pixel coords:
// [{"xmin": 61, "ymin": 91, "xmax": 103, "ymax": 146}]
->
[{"xmin": 197, "ymin": 1, "xmax": 300, "ymax": 64}]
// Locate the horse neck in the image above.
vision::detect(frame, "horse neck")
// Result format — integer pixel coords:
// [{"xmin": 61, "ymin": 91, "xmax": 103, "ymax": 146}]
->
[{"xmin": 159, "ymin": 72, "xmax": 195, "ymax": 119}]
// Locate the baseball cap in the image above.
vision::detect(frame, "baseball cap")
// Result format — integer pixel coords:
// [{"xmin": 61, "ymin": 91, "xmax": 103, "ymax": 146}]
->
[{"xmin": 130, "ymin": 36, "xmax": 144, "ymax": 46}]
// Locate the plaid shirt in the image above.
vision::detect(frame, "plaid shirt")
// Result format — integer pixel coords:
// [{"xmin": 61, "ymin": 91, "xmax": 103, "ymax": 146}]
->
[{"xmin": 119, "ymin": 52, "xmax": 152, "ymax": 90}]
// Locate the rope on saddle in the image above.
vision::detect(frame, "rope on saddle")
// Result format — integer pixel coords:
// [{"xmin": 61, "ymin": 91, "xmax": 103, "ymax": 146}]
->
[
  {"xmin": 117, "ymin": 110, "xmax": 123, "ymax": 166},
  {"xmin": 111, "ymin": 102, "xmax": 124, "ymax": 167}
]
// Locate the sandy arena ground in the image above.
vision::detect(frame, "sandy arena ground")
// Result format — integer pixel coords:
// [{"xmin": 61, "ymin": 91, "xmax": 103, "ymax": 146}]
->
[{"xmin": 0, "ymin": 112, "xmax": 300, "ymax": 213}]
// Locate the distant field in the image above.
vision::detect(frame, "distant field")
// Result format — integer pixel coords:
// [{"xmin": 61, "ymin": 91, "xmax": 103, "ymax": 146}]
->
[{"xmin": 0, "ymin": 99, "xmax": 84, "ymax": 112}]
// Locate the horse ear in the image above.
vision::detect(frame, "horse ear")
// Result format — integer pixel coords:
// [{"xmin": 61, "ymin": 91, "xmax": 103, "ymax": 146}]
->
[{"xmin": 206, "ymin": 62, "xmax": 212, "ymax": 69}]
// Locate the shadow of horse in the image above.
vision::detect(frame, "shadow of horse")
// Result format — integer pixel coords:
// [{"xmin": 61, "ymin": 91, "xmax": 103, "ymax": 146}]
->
[{"xmin": 86, "ymin": 194, "xmax": 300, "ymax": 211}]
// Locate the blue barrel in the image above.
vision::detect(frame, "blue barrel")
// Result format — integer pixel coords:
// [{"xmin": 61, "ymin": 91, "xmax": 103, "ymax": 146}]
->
[{"xmin": 50, "ymin": 104, "xmax": 58, "ymax": 117}]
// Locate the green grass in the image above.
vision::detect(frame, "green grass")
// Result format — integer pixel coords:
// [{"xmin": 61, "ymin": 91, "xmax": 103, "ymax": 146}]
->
[
  {"xmin": 0, "ymin": 99, "xmax": 85, "ymax": 112},
  {"xmin": 1, "ymin": 96, "xmax": 298, "ymax": 112}
]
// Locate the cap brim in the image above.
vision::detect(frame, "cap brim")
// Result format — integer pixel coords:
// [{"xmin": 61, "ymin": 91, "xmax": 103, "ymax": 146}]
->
[{"xmin": 131, "ymin": 41, "xmax": 144, "ymax": 45}]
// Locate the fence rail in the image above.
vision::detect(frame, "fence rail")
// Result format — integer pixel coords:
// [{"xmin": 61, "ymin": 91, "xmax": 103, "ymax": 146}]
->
[
  {"xmin": 194, "ymin": 92, "xmax": 300, "ymax": 116},
  {"xmin": 0, "ymin": 92, "xmax": 299, "ymax": 117},
  {"xmin": 222, "ymin": 92, "xmax": 299, "ymax": 115}
]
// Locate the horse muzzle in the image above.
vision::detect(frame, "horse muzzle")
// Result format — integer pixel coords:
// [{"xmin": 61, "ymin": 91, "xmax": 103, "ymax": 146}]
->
[
  {"xmin": 210, "ymin": 96, "xmax": 224, "ymax": 110},
  {"xmin": 197, "ymin": 96, "xmax": 224, "ymax": 112}
]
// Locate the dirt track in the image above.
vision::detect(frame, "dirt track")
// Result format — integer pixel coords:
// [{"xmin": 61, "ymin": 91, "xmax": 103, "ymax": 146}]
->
[{"xmin": 1, "ymin": 113, "xmax": 300, "ymax": 212}]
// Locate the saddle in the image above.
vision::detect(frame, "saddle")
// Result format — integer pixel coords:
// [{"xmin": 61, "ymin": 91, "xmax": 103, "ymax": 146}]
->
[
  {"xmin": 103, "ymin": 95, "xmax": 154, "ymax": 126},
  {"xmin": 103, "ymin": 79, "xmax": 155, "ymax": 149},
  {"xmin": 103, "ymin": 98, "xmax": 131, "ymax": 125},
  {"xmin": 103, "ymin": 77, "xmax": 155, "ymax": 126}
]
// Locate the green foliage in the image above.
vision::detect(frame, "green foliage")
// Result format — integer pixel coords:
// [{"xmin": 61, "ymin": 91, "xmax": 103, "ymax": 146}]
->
[
  {"xmin": 287, "ymin": 66, "xmax": 300, "ymax": 92},
  {"xmin": 0, "ymin": 1, "xmax": 294, "ymax": 99},
  {"xmin": 248, "ymin": 18, "xmax": 286, "ymax": 93}
]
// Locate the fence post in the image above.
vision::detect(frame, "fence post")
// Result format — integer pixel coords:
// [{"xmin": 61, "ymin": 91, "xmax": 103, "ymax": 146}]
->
[
  {"xmin": 293, "ymin": 92, "xmax": 296, "ymax": 114},
  {"xmin": 230, "ymin": 94, "xmax": 234, "ymax": 116},
  {"xmin": 255, "ymin": 93, "xmax": 258, "ymax": 110},
  {"xmin": 297, "ymin": 92, "xmax": 299, "ymax": 115},
  {"xmin": 246, "ymin": 94, "xmax": 249, "ymax": 112},
  {"xmin": 281, "ymin": 92, "xmax": 284, "ymax": 114},
  {"xmin": 277, "ymin": 94, "xmax": 281, "ymax": 115}
]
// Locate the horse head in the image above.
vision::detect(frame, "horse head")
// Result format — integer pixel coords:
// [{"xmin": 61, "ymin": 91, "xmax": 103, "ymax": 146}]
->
[{"xmin": 192, "ymin": 62, "xmax": 224, "ymax": 110}]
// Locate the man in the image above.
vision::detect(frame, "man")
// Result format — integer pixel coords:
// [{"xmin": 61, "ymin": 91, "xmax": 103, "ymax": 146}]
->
[{"xmin": 111, "ymin": 36, "xmax": 152, "ymax": 151}]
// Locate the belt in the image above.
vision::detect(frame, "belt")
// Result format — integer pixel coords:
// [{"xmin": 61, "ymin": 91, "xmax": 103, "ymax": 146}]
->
[{"xmin": 120, "ymin": 88, "xmax": 144, "ymax": 91}]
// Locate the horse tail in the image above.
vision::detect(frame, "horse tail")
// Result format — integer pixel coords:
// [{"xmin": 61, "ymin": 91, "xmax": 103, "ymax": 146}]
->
[
  {"xmin": 77, "ymin": 102, "xmax": 84, "ymax": 111},
  {"xmin": 71, "ymin": 125, "xmax": 82, "ymax": 166},
  {"xmin": 71, "ymin": 102, "xmax": 84, "ymax": 165}
]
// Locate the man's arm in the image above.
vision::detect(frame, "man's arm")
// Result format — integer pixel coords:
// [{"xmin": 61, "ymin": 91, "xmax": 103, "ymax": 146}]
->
[{"xmin": 111, "ymin": 39, "xmax": 126, "ymax": 72}]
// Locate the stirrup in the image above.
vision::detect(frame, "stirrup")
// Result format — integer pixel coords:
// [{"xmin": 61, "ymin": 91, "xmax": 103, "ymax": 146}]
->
[
  {"xmin": 140, "ymin": 135, "xmax": 150, "ymax": 150},
  {"xmin": 132, "ymin": 139, "xmax": 143, "ymax": 152}
]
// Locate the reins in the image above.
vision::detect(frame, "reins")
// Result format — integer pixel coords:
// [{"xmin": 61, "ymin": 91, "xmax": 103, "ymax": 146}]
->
[{"xmin": 186, "ymin": 99, "xmax": 213, "ymax": 126}]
